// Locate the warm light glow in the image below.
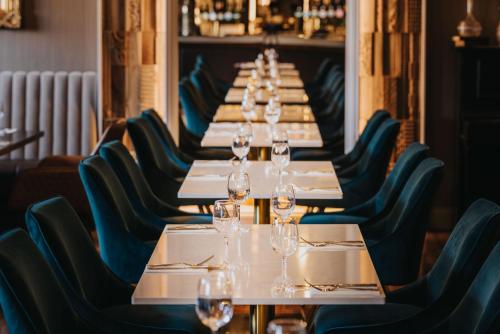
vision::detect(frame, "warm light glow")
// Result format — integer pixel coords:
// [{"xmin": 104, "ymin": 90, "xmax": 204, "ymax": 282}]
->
[
  {"xmin": 303, "ymin": 0, "xmax": 309, "ymax": 13},
  {"xmin": 249, "ymin": 0, "xmax": 257, "ymax": 21}
]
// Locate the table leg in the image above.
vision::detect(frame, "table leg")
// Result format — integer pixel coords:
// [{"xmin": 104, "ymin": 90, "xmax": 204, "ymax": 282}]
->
[
  {"xmin": 253, "ymin": 198, "xmax": 271, "ymax": 224},
  {"xmin": 249, "ymin": 305, "xmax": 275, "ymax": 334},
  {"xmin": 258, "ymin": 147, "xmax": 270, "ymax": 161}
]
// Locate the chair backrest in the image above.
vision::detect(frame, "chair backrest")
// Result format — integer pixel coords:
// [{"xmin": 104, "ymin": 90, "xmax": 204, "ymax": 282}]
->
[
  {"xmin": 443, "ymin": 243, "xmax": 500, "ymax": 334},
  {"xmin": 79, "ymin": 156, "xmax": 154, "ymax": 283},
  {"xmin": 179, "ymin": 78, "xmax": 211, "ymax": 137},
  {"xmin": 367, "ymin": 158, "xmax": 444, "ymax": 284},
  {"xmin": 25, "ymin": 197, "xmax": 132, "ymax": 310},
  {"xmin": 0, "ymin": 229, "xmax": 80, "ymax": 334},
  {"xmin": 0, "ymin": 71, "xmax": 97, "ymax": 159},
  {"xmin": 426, "ymin": 199, "xmax": 500, "ymax": 305},
  {"xmin": 90, "ymin": 118, "xmax": 126, "ymax": 156},
  {"xmin": 335, "ymin": 110, "xmax": 390, "ymax": 166},
  {"xmin": 311, "ymin": 59, "xmax": 336, "ymax": 85},
  {"xmin": 141, "ymin": 109, "xmax": 190, "ymax": 171},
  {"xmin": 191, "ymin": 68, "xmax": 224, "ymax": 104},
  {"xmin": 100, "ymin": 140, "xmax": 177, "ymax": 217}
]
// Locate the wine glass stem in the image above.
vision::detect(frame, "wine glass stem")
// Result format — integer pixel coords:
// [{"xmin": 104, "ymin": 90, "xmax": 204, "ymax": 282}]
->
[
  {"xmin": 224, "ymin": 237, "xmax": 229, "ymax": 265},
  {"xmin": 281, "ymin": 256, "xmax": 288, "ymax": 281}
]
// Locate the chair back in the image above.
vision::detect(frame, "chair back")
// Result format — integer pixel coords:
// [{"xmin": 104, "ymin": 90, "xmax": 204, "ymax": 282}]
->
[
  {"xmin": 0, "ymin": 229, "xmax": 81, "ymax": 334},
  {"xmin": 79, "ymin": 156, "xmax": 154, "ymax": 283},
  {"xmin": 366, "ymin": 158, "xmax": 444, "ymax": 285},
  {"xmin": 25, "ymin": 197, "xmax": 132, "ymax": 310},
  {"xmin": 442, "ymin": 243, "xmax": 500, "ymax": 334},
  {"xmin": 90, "ymin": 118, "xmax": 126, "ymax": 156},
  {"xmin": 127, "ymin": 117, "xmax": 183, "ymax": 206},
  {"xmin": 311, "ymin": 59, "xmax": 336, "ymax": 86},
  {"xmin": 179, "ymin": 78, "xmax": 211, "ymax": 137},
  {"xmin": 190, "ymin": 68, "xmax": 224, "ymax": 105}
]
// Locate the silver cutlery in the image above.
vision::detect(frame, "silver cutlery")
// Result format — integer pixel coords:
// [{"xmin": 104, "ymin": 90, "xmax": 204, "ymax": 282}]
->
[
  {"xmin": 294, "ymin": 185, "xmax": 339, "ymax": 192},
  {"xmin": 300, "ymin": 279, "xmax": 379, "ymax": 292},
  {"xmin": 300, "ymin": 237, "xmax": 364, "ymax": 248},
  {"xmin": 167, "ymin": 225, "xmax": 215, "ymax": 231},
  {"xmin": 147, "ymin": 255, "xmax": 214, "ymax": 269}
]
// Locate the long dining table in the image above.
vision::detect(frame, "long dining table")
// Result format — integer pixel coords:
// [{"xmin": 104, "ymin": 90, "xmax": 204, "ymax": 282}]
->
[{"xmin": 132, "ymin": 60, "xmax": 385, "ymax": 333}]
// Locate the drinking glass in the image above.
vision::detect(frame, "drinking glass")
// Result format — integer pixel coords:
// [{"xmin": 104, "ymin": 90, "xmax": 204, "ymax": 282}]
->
[
  {"xmin": 271, "ymin": 142, "xmax": 290, "ymax": 176},
  {"xmin": 228, "ymin": 172, "xmax": 250, "ymax": 205},
  {"xmin": 231, "ymin": 133, "xmax": 250, "ymax": 163},
  {"xmin": 272, "ymin": 129, "xmax": 288, "ymax": 145},
  {"xmin": 264, "ymin": 98, "xmax": 281, "ymax": 129},
  {"xmin": 272, "ymin": 184, "xmax": 296, "ymax": 223},
  {"xmin": 196, "ymin": 271, "xmax": 234, "ymax": 334},
  {"xmin": 213, "ymin": 200, "xmax": 239, "ymax": 266},
  {"xmin": 267, "ymin": 319, "xmax": 307, "ymax": 334},
  {"xmin": 271, "ymin": 221, "xmax": 299, "ymax": 296},
  {"xmin": 241, "ymin": 93, "xmax": 256, "ymax": 122}
]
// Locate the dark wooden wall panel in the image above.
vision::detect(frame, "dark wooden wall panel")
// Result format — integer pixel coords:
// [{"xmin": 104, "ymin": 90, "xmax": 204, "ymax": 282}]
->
[{"xmin": 0, "ymin": 0, "xmax": 97, "ymax": 71}]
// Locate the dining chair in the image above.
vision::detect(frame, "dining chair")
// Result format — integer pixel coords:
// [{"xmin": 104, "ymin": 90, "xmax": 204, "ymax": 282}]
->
[
  {"xmin": 292, "ymin": 109, "xmax": 390, "ymax": 163},
  {"xmin": 179, "ymin": 77, "xmax": 212, "ymax": 137},
  {"xmin": 79, "ymin": 156, "xmax": 157, "ymax": 283},
  {"xmin": 312, "ymin": 198, "xmax": 500, "ymax": 333},
  {"xmin": 190, "ymin": 68, "xmax": 225, "ymax": 108},
  {"xmin": 0, "ymin": 229, "xmax": 203, "ymax": 334},
  {"xmin": 127, "ymin": 117, "xmax": 190, "ymax": 207},
  {"xmin": 304, "ymin": 59, "xmax": 337, "ymax": 95},
  {"xmin": 25, "ymin": 197, "xmax": 209, "ymax": 333},
  {"xmin": 298, "ymin": 118, "xmax": 400, "ymax": 209},
  {"xmin": 194, "ymin": 54, "xmax": 231, "ymax": 94},
  {"xmin": 301, "ymin": 142, "xmax": 429, "ymax": 225},
  {"xmin": 364, "ymin": 157, "xmax": 444, "ymax": 285},
  {"xmin": 99, "ymin": 140, "xmax": 211, "ymax": 220}
]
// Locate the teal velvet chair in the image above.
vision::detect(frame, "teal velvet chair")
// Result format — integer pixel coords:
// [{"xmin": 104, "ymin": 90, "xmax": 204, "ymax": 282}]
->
[
  {"xmin": 298, "ymin": 118, "xmax": 400, "ymax": 209},
  {"xmin": 304, "ymin": 59, "xmax": 337, "ymax": 95},
  {"xmin": 301, "ymin": 142, "xmax": 429, "ymax": 225},
  {"xmin": 179, "ymin": 77, "xmax": 212, "ymax": 137},
  {"xmin": 190, "ymin": 68, "xmax": 225, "ymax": 109},
  {"xmin": 79, "ymin": 156, "xmax": 156, "ymax": 283},
  {"xmin": 99, "ymin": 140, "xmax": 211, "ymax": 220},
  {"xmin": 25, "ymin": 197, "xmax": 209, "ymax": 333},
  {"xmin": 194, "ymin": 54, "xmax": 231, "ymax": 94},
  {"xmin": 127, "ymin": 117, "xmax": 185, "ymax": 207},
  {"xmin": 364, "ymin": 158, "xmax": 444, "ymax": 285},
  {"xmin": 313, "ymin": 199, "xmax": 500, "ymax": 333},
  {"xmin": 0, "ymin": 229, "xmax": 196, "ymax": 333}
]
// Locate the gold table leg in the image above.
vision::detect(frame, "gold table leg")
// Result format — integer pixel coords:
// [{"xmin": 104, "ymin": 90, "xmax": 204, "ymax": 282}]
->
[
  {"xmin": 254, "ymin": 198, "xmax": 271, "ymax": 224},
  {"xmin": 258, "ymin": 147, "xmax": 270, "ymax": 161},
  {"xmin": 250, "ymin": 305, "xmax": 275, "ymax": 334}
]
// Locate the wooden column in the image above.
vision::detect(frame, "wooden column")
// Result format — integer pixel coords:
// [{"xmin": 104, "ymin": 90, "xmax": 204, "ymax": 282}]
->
[{"xmin": 358, "ymin": 0, "xmax": 423, "ymax": 158}]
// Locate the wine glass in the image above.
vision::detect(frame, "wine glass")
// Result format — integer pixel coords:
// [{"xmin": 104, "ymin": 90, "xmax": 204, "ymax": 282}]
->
[
  {"xmin": 272, "ymin": 184, "xmax": 296, "ymax": 223},
  {"xmin": 231, "ymin": 133, "xmax": 250, "ymax": 163},
  {"xmin": 272, "ymin": 129, "xmax": 288, "ymax": 145},
  {"xmin": 267, "ymin": 319, "xmax": 307, "ymax": 334},
  {"xmin": 270, "ymin": 221, "xmax": 299, "ymax": 296},
  {"xmin": 228, "ymin": 172, "xmax": 251, "ymax": 233},
  {"xmin": 241, "ymin": 92, "xmax": 256, "ymax": 122},
  {"xmin": 271, "ymin": 142, "xmax": 290, "ymax": 176},
  {"xmin": 196, "ymin": 271, "xmax": 234, "ymax": 334},
  {"xmin": 213, "ymin": 200, "xmax": 239, "ymax": 267}
]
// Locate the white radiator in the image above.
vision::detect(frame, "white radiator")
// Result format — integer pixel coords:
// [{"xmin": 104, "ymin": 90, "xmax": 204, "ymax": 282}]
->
[{"xmin": 0, "ymin": 71, "xmax": 97, "ymax": 159}]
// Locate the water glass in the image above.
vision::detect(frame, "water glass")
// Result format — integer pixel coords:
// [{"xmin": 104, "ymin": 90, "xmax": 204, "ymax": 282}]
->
[
  {"xmin": 267, "ymin": 319, "xmax": 307, "ymax": 334},
  {"xmin": 227, "ymin": 172, "xmax": 250, "ymax": 205},
  {"xmin": 231, "ymin": 133, "xmax": 250, "ymax": 162},
  {"xmin": 213, "ymin": 200, "xmax": 239, "ymax": 266},
  {"xmin": 272, "ymin": 129, "xmax": 288, "ymax": 145},
  {"xmin": 196, "ymin": 271, "xmax": 234, "ymax": 334},
  {"xmin": 271, "ymin": 143, "xmax": 290, "ymax": 175},
  {"xmin": 270, "ymin": 221, "xmax": 299, "ymax": 296},
  {"xmin": 264, "ymin": 99, "xmax": 281, "ymax": 126},
  {"xmin": 272, "ymin": 184, "xmax": 296, "ymax": 223}
]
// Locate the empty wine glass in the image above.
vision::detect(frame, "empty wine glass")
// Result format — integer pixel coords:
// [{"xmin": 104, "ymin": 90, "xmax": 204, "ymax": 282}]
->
[
  {"xmin": 241, "ymin": 92, "xmax": 256, "ymax": 122},
  {"xmin": 213, "ymin": 200, "xmax": 239, "ymax": 267},
  {"xmin": 267, "ymin": 319, "xmax": 307, "ymax": 334},
  {"xmin": 196, "ymin": 271, "xmax": 234, "ymax": 334},
  {"xmin": 272, "ymin": 184, "xmax": 296, "ymax": 223},
  {"xmin": 272, "ymin": 129, "xmax": 288, "ymax": 145},
  {"xmin": 271, "ymin": 142, "xmax": 290, "ymax": 176},
  {"xmin": 271, "ymin": 221, "xmax": 299, "ymax": 296},
  {"xmin": 264, "ymin": 98, "xmax": 281, "ymax": 129},
  {"xmin": 228, "ymin": 172, "xmax": 250, "ymax": 233},
  {"xmin": 231, "ymin": 132, "xmax": 250, "ymax": 163}
]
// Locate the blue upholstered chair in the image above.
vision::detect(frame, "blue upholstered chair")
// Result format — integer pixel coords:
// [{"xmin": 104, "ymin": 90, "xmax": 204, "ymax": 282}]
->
[
  {"xmin": 313, "ymin": 199, "xmax": 500, "ymax": 333},
  {"xmin": 0, "ymin": 229, "xmax": 201, "ymax": 334},
  {"xmin": 364, "ymin": 158, "xmax": 444, "ymax": 285},
  {"xmin": 299, "ymin": 118, "xmax": 400, "ymax": 209},
  {"xmin": 292, "ymin": 109, "xmax": 390, "ymax": 163},
  {"xmin": 304, "ymin": 59, "xmax": 337, "ymax": 95},
  {"xmin": 127, "ymin": 117, "xmax": 185, "ymax": 207},
  {"xmin": 301, "ymin": 142, "xmax": 429, "ymax": 225},
  {"xmin": 190, "ymin": 68, "xmax": 225, "ymax": 109},
  {"xmin": 25, "ymin": 197, "xmax": 209, "ymax": 333},
  {"xmin": 179, "ymin": 77, "xmax": 212, "ymax": 137},
  {"xmin": 194, "ymin": 54, "xmax": 231, "ymax": 94},
  {"xmin": 100, "ymin": 140, "xmax": 211, "ymax": 220},
  {"xmin": 79, "ymin": 156, "xmax": 156, "ymax": 283}
]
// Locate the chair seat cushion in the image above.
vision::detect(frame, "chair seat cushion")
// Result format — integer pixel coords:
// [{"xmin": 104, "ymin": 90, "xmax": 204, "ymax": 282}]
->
[
  {"xmin": 313, "ymin": 303, "xmax": 422, "ymax": 333},
  {"xmin": 103, "ymin": 304, "xmax": 209, "ymax": 333}
]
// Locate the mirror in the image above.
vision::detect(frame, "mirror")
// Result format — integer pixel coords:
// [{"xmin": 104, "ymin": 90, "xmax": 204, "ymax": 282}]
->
[{"xmin": 0, "ymin": 0, "xmax": 21, "ymax": 29}]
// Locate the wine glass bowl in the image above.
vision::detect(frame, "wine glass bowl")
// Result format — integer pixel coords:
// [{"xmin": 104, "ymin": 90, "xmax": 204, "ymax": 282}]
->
[
  {"xmin": 227, "ymin": 172, "xmax": 251, "ymax": 205},
  {"xmin": 231, "ymin": 133, "xmax": 250, "ymax": 162},
  {"xmin": 196, "ymin": 272, "xmax": 234, "ymax": 334},
  {"xmin": 271, "ymin": 143, "xmax": 290, "ymax": 175},
  {"xmin": 270, "ymin": 221, "xmax": 299, "ymax": 297},
  {"xmin": 213, "ymin": 200, "xmax": 239, "ymax": 266},
  {"xmin": 272, "ymin": 184, "xmax": 296, "ymax": 223},
  {"xmin": 267, "ymin": 319, "xmax": 307, "ymax": 334}
]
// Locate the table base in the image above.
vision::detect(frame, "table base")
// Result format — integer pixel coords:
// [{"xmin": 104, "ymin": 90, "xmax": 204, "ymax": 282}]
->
[
  {"xmin": 250, "ymin": 305, "xmax": 275, "ymax": 334},
  {"xmin": 254, "ymin": 199, "xmax": 271, "ymax": 224}
]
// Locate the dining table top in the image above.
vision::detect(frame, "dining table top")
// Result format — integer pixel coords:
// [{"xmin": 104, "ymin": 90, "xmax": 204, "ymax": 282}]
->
[
  {"xmin": 233, "ymin": 76, "xmax": 304, "ymax": 89},
  {"xmin": 225, "ymin": 88, "xmax": 309, "ymax": 104},
  {"xmin": 178, "ymin": 160, "xmax": 342, "ymax": 200},
  {"xmin": 213, "ymin": 104, "xmax": 315, "ymax": 123},
  {"xmin": 236, "ymin": 62, "xmax": 296, "ymax": 70},
  {"xmin": 238, "ymin": 69, "xmax": 301, "ymax": 77},
  {"xmin": 201, "ymin": 122, "xmax": 322, "ymax": 148},
  {"xmin": 0, "ymin": 130, "xmax": 44, "ymax": 156},
  {"xmin": 132, "ymin": 224, "xmax": 385, "ymax": 306}
]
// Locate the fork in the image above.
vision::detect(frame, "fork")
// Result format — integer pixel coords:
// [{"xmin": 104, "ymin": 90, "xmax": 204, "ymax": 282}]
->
[
  {"xmin": 300, "ymin": 237, "xmax": 364, "ymax": 248},
  {"xmin": 294, "ymin": 185, "xmax": 339, "ymax": 192},
  {"xmin": 147, "ymin": 255, "xmax": 215, "ymax": 269},
  {"xmin": 303, "ymin": 279, "xmax": 378, "ymax": 292}
]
